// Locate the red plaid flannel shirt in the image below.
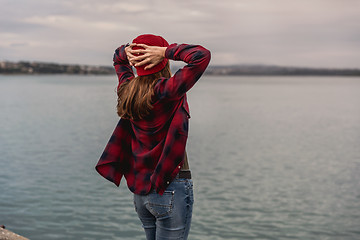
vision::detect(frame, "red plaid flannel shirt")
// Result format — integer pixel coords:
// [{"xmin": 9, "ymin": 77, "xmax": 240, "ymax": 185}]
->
[{"xmin": 95, "ymin": 43, "xmax": 211, "ymax": 195}]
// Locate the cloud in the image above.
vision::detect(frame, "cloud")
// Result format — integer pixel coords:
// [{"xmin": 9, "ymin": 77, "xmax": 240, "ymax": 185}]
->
[
  {"xmin": 1, "ymin": 0, "xmax": 360, "ymax": 68},
  {"xmin": 23, "ymin": 15, "xmax": 137, "ymax": 32},
  {"xmin": 74, "ymin": 2, "xmax": 148, "ymax": 14}
]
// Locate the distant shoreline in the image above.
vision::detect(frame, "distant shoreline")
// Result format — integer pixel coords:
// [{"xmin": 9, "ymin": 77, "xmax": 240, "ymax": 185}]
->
[
  {"xmin": 204, "ymin": 65, "xmax": 360, "ymax": 76},
  {"xmin": 1, "ymin": 61, "xmax": 360, "ymax": 76},
  {"xmin": 0, "ymin": 61, "xmax": 113, "ymax": 75}
]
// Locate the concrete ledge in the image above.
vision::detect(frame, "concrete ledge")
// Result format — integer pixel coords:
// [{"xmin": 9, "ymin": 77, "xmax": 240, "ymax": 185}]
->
[{"xmin": 0, "ymin": 226, "xmax": 29, "ymax": 240}]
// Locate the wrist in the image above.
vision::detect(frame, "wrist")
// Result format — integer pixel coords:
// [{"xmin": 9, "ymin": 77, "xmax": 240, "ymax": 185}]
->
[{"xmin": 160, "ymin": 47, "xmax": 167, "ymax": 58}]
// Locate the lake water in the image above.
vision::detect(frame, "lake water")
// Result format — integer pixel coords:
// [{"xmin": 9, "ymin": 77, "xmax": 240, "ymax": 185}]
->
[{"xmin": 0, "ymin": 75, "xmax": 359, "ymax": 240}]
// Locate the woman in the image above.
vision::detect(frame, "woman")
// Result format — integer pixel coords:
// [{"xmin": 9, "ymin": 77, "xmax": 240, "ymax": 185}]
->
[{"xmin": 95, "ymin": 34, "xmax": 211, "ymax": 240}]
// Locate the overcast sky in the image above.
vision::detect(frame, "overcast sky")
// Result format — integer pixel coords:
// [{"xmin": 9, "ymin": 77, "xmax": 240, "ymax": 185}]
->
[{"xmin": 1, "ymin": 0, "xmax": 360, "ymax": 68}]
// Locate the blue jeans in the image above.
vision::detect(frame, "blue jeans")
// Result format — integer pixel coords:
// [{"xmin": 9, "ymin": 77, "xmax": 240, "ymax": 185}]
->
[{"xmin": 133, "ymin": 178, "xmax": 194, "ymax": 240}]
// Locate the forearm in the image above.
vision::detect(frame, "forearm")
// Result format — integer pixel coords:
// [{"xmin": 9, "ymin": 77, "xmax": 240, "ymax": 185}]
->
[
  {"xmin": 165, "ymin": 43, "xmax": 211, "ymax": 64},
  {"xmin": 113, "ymin": 44, "xmax": 134, "ymax": 89}
]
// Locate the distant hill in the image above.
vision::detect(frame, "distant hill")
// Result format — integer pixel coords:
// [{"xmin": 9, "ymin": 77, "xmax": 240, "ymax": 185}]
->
[
  {"xmin": 204, "ymin": 64, "xmax": 360, "ymax": 76},
  {"xmin": 1, "ymin": 61, "xmax": 360, "ymax": 76},
  {"xmin": 0, "ymin": 61, "xmax": 113, "ymax": 75}
]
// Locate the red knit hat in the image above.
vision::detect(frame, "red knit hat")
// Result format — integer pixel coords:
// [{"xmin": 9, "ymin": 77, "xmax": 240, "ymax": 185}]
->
[{"xmin": 132, "ymin": 34, "xmax": 169, "ymax": 76}]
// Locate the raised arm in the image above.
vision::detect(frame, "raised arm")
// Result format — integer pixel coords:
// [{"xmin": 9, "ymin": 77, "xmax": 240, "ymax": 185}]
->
[
  {"xmin": 113, "ymin": 44, "xmax": 135, "ymax": 90},
  {"xmin": 157, "ymin": 44, "xmax": 211, "ymax": 99},
  {"xmin": 129, "ymin": 43, "xmax": 211, "ymax": 99}
]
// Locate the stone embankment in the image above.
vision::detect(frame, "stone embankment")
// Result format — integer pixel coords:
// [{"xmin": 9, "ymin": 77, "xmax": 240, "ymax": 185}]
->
[{"xmin": 0, "ymin": 226, "xmax": 29, "ymax": 240}]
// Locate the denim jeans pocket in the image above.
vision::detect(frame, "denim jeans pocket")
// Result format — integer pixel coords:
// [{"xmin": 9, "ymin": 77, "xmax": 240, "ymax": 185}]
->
[{"xmin": 147, "ymin": 190, "xmax": 175, "ymax": 218}]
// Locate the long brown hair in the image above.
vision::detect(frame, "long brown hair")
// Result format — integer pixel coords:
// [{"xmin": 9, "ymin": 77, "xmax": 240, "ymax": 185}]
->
[{"xmin": 117, "ymin": 62, "xmax": 171, "ymax": 120}]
